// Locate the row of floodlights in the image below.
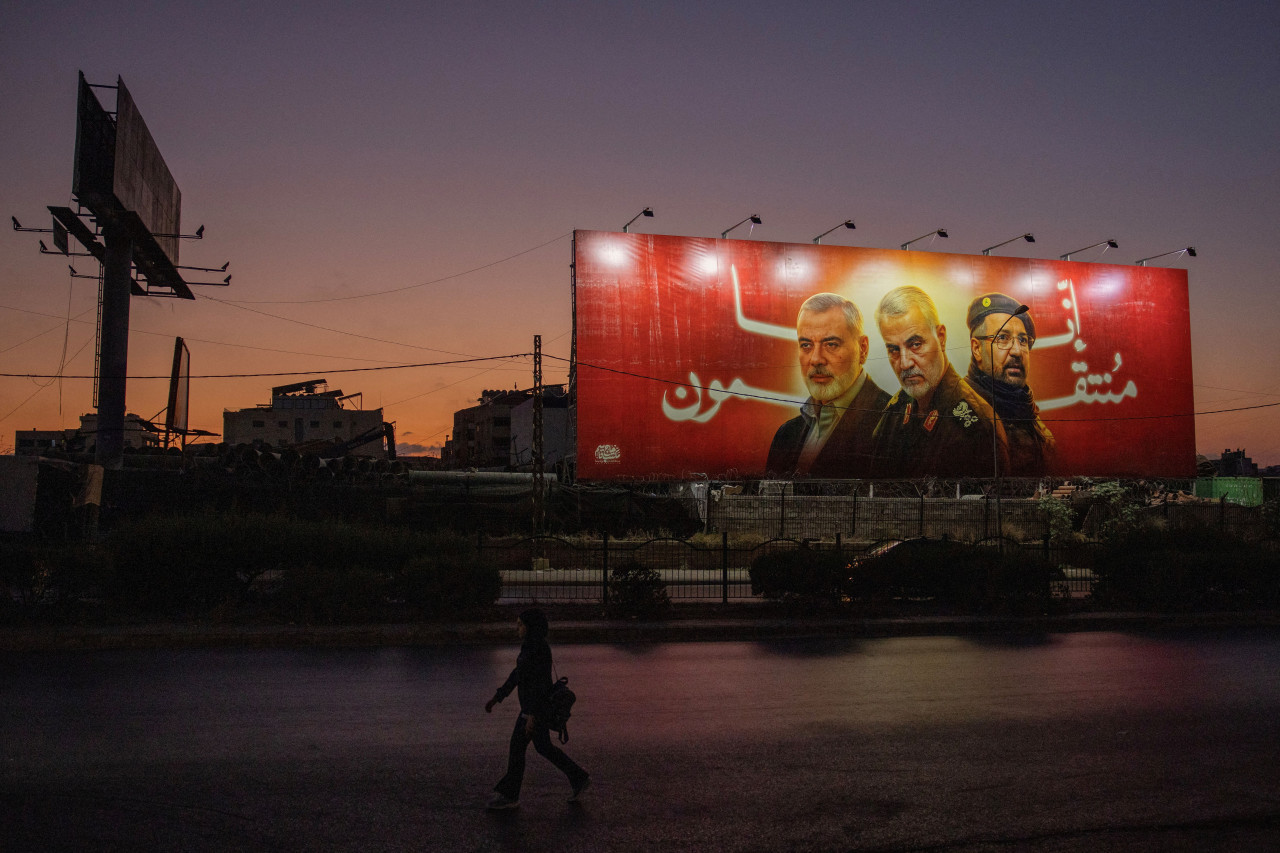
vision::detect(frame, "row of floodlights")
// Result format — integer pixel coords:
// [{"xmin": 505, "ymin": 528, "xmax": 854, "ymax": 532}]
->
[
  {"xmin": 12, "ymin": 216, "xmax": 232, "ymax": 284},
  {"xmin": 620, "ymin": 208, "xmax": 1196, "ymax": 265}
]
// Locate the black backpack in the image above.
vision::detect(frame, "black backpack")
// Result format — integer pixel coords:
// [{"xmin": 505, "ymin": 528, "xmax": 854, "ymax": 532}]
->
[{"xmin": 546, "ymin": 676, "xmax": 576, "ymax": 743}]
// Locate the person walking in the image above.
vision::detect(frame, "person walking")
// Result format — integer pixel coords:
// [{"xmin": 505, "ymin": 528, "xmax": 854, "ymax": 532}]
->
[{"xmin": 485, "ymin": 608, "xmax": 590, "ymax": 809}]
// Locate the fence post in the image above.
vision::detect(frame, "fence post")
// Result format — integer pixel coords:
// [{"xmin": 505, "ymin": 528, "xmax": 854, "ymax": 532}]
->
[
  {"xmin": 721, "ymin": 531, "xmax": 729, "ymax": 604},
  {"xmin": 1220, "ymin": 495, "xmax": 1226, "ymax": 531},
  {"xmin": 835, "ymin": 532, "xmax": 843, "ymax": 603},
  {"xmin": 779, "ymin": 487, "xmax": 787, "ymax": 538},
  {"xmin": 601, "ymin": 531, "xmax": 610, "ymax": 605},
  {"xmin": 1043, "ymin": 507, "xmax": 1051, "ymax": 560},
  {"xmin": 851, "ymin": 491, "xmax": 858, "ymax": 538},
  {"xmin": 918, "ymin": 494, "xmax": 925, "ymax": 537}
]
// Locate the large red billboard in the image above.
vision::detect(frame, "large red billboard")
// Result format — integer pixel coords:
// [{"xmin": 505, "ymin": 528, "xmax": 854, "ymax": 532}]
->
[{"xmin": 573, "ymin": 230, "xmax": 1194, "ymax": 481}]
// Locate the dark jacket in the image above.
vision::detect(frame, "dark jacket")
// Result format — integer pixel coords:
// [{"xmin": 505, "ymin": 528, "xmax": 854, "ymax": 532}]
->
[
  {"xmin": 966, "ymin": 363, "xmax": 1055, "ymax": 476},
  {"xmin": 493, "ymin": 637, "xmax": 554, "ymax": 715},
  {"xmin": 766, "ymin": 376, "xmax": 890, "ymax": 479},
  {"xmin": 870, "ymin": 363, "xmax": 1009, "ymax": 478}
]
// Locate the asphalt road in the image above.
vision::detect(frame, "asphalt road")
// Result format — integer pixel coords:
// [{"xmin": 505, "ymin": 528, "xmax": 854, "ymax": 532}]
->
[{"xmin": 4, "ymin": 629, "xmax": 1279, "ymax": 852}]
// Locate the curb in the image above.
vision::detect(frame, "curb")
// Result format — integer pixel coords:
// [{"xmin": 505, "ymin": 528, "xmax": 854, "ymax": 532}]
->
[{"xmin": 3, "ymin": 611, "xmax": 1280, "ymax": 651}]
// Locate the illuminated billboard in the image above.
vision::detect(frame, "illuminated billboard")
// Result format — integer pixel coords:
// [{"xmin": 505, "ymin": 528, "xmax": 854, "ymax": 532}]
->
[{"xmin": 573, "ymin": 230, "xmax": 1194, "ymax": 481}]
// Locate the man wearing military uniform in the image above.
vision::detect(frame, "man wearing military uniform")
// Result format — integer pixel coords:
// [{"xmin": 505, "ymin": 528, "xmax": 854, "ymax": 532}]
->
[
  {"xmin": 767, "ymin": 293, "xmax": 890, "ymax": 479},
  {"xmin": 870, "ymin": 285, "xmax": 1008, "ymax": 478},
  {"xmin": 965, "ymin": 292, "xmax": 1056, "ymax": 476}
]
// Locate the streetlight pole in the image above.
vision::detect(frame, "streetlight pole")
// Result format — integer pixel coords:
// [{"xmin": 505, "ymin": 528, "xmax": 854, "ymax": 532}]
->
[{"xmin": 988, "ymin": 304, "xmax": 1029, "ymax": 553}]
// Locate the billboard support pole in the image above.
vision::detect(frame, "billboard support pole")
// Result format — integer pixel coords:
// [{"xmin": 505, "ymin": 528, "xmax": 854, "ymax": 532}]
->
[
  {"xmin": 96, "ymin": 223, "xmax": 133, "ymax": 470},
  {"xmin": 567, "ymin": 236, "xmax": 577, "ymax": 484},
  {"xmin": 988, "ymin": 305, "xmax": 1029, "ymax": 556}
]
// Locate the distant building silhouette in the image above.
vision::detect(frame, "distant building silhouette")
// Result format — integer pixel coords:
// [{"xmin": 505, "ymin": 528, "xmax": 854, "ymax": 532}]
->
[
  {"xmin": 14, "ymin": 412, "xmax": 159, "ymax": 457},
  {"xmin": 223, "ymin": 379, "xmax": 390, "ymax": 458},
  {"xmin": 443, "ymin": 385, "xmax": 567, "ymax": 470},
  {"xmin": 1214, "ymin": 448, "xmax": 1258, "ymax": 477}
]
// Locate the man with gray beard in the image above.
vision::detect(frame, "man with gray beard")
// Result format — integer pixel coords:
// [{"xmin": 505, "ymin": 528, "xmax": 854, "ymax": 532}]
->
[
  {"xmin": 870, "ymin": 285, "xmax": 1008, "ymax": 478},
  {"xmin": 766, "ymin": 293, "xmax": 890, "ymax": 478}
]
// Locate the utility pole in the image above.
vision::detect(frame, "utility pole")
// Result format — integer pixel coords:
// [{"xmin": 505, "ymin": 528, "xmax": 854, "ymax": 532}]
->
[{"xmin": 532, "ymin": 335, "xmax": 545, "ymax": 533}]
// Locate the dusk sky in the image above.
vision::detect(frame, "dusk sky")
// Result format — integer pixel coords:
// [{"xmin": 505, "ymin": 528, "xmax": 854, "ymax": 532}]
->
[{"xmin": 2, "ymin": 1, "xmax": 1277, "ymax": 464}]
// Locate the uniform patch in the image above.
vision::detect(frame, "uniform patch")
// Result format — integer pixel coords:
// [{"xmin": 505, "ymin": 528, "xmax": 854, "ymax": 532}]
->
[
  {"xmin": 902, "ymin": 402, "xmax": 913, "ymax": 425},
  {"xmin": 923, "ymin": 410, "xmax": 939, "ymax": 432},
  {"xmin": 952, "ymin": 400, "xmax": 979, "ymax": 427}
]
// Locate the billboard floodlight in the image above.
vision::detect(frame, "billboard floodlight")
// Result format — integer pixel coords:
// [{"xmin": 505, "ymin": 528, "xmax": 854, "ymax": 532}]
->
[
  {"xmin": 622, "ymin": 208, "xmax": 654, "ymax": 233},
  {"xmin": 812, "ymin": 219, "xmax": 856, "ymax": 244},
  {"xmin": 982, "ymin": 233, "xmax": 1036, "ymax": 256},
  {"xmin": 153, "ymin": 224, "xmax": 204, "ymax": 239},
  {"xmin": 40, "ymin": 240, "xmax": 90, "ymax": 257},
  {"xmin": 900, "ymin": 228, "xmax": 948, "ymax": 250},
  {"xmin": 721, "ymin": 214, "xmax": 762, "ymax": 239},
  {"xmin": 1060, "ymin": 239, "xmax": 1118, "ymax": 261},
  {"xmin": 11, "ymin": 216, "xmax": 52, "ymax": 233},
  {"xmin": 1135, "ymin": 246, "xmax": 1196, "ymax": 266},
  {"xmin": 177, "ymin": 261, "xmax": 230, "ymax": 273}
]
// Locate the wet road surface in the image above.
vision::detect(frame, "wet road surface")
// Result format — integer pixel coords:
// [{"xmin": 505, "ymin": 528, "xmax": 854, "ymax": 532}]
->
[{"xmin": 4, "ymin": 628, "xmax": 1280, "ymax": 851}]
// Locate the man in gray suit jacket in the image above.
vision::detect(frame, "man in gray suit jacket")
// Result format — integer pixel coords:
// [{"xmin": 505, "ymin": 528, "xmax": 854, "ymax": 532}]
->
[{"xmin": 766, "ymin": 293, "xmax": 890, "ymax": 479}]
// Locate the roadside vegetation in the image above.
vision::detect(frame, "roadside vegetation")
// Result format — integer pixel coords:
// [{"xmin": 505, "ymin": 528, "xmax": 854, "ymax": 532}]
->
[
  {"xmin": 3, "ymin": 491, "xmax": 1277, "ymax": 626},
  {"xmin": 1, "ymin": 513, "xmax": 499, "ymax": 625}
]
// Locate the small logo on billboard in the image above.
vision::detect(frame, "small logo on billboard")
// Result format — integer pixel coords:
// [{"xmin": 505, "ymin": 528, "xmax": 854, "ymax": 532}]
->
[
  {"xmin": 594, "ymin": 444, "xmax": 621, "ymax": 463},
  {"xmin": 952, "ymin": 401, "xmax": 979, "ymax": 428}
]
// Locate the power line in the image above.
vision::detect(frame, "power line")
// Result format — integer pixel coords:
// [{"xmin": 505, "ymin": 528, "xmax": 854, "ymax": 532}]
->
[
  {"xmin": 555, "ymin": 356, "xmax": 1280, "ymax": 423},
  {"xmin": 194, "ymin": 292, "xmax": 484, "ymax": 358},
  {"xmin": 0, "ymin": 354, "xmax": 531, "ymax": 382},
  {"xmin": 0, "ymin": 303, "xmax": 440, "ymax": 364},
  {"xmin": 217, "ymin": 231, "xmax": 571, "ymax": 305}
]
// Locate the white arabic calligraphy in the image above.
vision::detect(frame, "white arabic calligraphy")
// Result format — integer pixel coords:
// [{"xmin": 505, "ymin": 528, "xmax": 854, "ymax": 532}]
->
[
  {"xmin": 663, "ymin": 372, "xmax": 804, "ymax": 423},
  {"xmin": 732, "ymin": 265, "xmax": 795, "ymax": 340},
  {"xmin": 1035, "ymin": 279, "xmax": 1085, "ymax": 351}
]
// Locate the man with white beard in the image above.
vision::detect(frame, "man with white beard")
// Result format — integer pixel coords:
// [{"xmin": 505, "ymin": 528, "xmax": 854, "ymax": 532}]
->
[
  {"xmin": 766, "ymin": 293, "xmax": 890, "ymax": 478},
  {"xmin": 869, "ymin": 285, "xmax": 1008, "ymax": 479}
]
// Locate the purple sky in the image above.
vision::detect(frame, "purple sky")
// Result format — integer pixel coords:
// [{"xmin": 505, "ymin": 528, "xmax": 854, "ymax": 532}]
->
[{"xmin": 2, "ymin": 1, "xmax": 1277, "ymax": 463}]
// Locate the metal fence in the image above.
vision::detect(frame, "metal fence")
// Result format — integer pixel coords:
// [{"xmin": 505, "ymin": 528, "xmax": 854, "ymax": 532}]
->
[
  {"xmin": 708, "ymin": 493, "xmax": 1053, "ymax": 541},
  {"xmin": 482, "ymin": 532, "xmax": 1080, "ymax": 604}
]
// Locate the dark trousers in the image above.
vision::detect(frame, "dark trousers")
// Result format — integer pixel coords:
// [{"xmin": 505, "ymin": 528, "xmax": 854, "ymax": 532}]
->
[{"xmin": 494, "ymin": 713, "xmax": 587, "ymax": 799}]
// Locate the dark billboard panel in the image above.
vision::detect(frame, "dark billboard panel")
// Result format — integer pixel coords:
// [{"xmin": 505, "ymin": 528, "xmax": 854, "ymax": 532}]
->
[
  {"xmin": 72, "ymin": 73, "xmax": 182, "ymax": 265},
  {"xmin": 573, "ymin": 230, "xmax": 1194, "ymax": 481}
]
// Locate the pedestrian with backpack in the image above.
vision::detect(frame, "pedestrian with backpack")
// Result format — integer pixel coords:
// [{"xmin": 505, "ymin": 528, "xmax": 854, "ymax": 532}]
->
[{"xmin": 484, "ymin": 608, "xmax": 590, "ymax": 810}]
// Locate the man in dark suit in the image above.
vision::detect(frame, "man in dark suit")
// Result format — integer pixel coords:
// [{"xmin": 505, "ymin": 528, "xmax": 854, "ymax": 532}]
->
[{"xmin": 766, "ymin": 293, "xmax": 890, "ymax": 479}]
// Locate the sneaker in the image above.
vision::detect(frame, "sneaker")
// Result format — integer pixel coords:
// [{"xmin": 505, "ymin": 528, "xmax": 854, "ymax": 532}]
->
[
  {"xmin": 568, "ymin": 776, "xmax": 591, "ymax": 802},
  {"xmin": 487, "ymin": 793, "xmax": 519, "ymax": 810}
]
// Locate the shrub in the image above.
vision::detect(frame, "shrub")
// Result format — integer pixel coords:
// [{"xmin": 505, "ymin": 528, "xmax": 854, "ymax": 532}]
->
[
  {"xmin": 607, "ymin": 560, "xmax": 671, "ymax": 619},
  {"xmin": 1092, "ymin": 527, "xmax": 1280, "ymax": 611},
  {"xmin": 0, "ymin": 539, "xmax": 109, "ymax": 622},
  {"xmin": 103, "ymin": 514, "xmax": 500, "ymax": 620},
  {"xmin": 1036, "ymin": 495, "xmax": 1079, "ymax": 544},
  {"xmin": 276, "ymin": 563, "xmax": 386, "ymax": 624},
  {"xmin": 395, "ymin": 531, "xmax": 502, "ymax": 617},
  {"xmin": 1089, "ymin": 481, "xmax": 1145, "ymax": 543},
  {"xmin": 843, "ymin": 539, "xmax": 1059, "ymax": 614},
  {"xmin": 749, "ymin": 547, "xmax": 845, "ymax": 603}
]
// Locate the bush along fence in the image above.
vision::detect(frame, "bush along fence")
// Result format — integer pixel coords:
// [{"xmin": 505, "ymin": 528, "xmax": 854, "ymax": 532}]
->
[
  {"xmin": 480, "ymin": 531, "xmax": 1078, "ymax": 608},
  {"xmin": 482, "ymin": 491, "xmax": 1280, "ymax": 612}
]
